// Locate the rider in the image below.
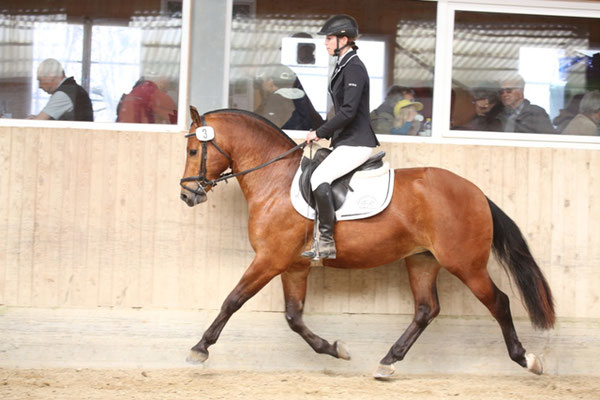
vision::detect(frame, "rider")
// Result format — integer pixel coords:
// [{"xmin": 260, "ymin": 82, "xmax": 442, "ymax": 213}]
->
[{"xmin": 302, "ymin": 15, "xmax": 379, "ymax": 259}]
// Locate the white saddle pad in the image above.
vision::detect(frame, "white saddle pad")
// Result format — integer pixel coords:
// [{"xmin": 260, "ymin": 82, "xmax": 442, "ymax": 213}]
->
[{"xmin": 290, "ymin": 162, "xmax": 395, "ymax": 221}]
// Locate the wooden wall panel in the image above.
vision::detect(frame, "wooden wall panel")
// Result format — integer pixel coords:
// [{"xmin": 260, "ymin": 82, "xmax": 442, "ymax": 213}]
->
[
  {"xmin": 57, "ymin": 131, "xmax": 76, "ymax": 306},
  {"xmin": 69, "ymin": 132, "xmax": 92, "ymax": 306},
  {"xmin": 31, "ymin": 129, "xmax": 54, "ymax": 306},
  {"xmin": 0, "ymin": 126, "xmax": 598, "ymax": 322},
  {"xmin": 0, "ymin": 129, "xmax": 12, "ymax": 305}
]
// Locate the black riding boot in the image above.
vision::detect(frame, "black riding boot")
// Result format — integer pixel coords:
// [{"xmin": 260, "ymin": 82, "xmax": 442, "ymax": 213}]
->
[{"xmin": 301, "ymin": 183, "xmax": 337, "ymax": 259}]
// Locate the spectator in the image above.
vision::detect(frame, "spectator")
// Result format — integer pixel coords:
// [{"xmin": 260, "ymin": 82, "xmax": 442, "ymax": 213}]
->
[
  {"xmin": 498, "ymin": 74, "xmax": 555, "ymax": 134},
  {"xmin": 460, "ymin": 87, "xmax": 503, "ymax": 131},
  {"xmin": 254, "ymin": 64, "xmax": 323, "ymax": 130},
  {"xmin": 117, "ymin": 75, "xmax": 177, "ymax": 124},
  {"xmin": 390, "ymin": 99, "xmax": 423, "ymax": 135},
  {"xmin": 553, "ymin": 93, "xmax": 584, "ymax": 133},
  {"xmin": 28, "ymin": 58, "xmax": 93, "ymax": 121},
  {"xmin": 370, "ymin": 85, "xmax": 419, "ymax": 134},
  {"xmin": 562, "ymin": 90, "xmax": 600, "ymax": 135}
]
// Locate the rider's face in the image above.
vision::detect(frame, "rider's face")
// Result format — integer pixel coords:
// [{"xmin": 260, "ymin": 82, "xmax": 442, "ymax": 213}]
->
[{"xmin": 325, "ymin": 35, "xmax": 348, "ymax": 56}]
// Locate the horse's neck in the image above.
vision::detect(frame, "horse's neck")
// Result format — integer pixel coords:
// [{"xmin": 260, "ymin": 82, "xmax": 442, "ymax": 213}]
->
[
  {"xmin": 234, "ymin": 147, "xmax": 300, "ymax": 200},
  {"xmin": 226, "ymin": 124, "xmax": 300, "ymax": 202}
]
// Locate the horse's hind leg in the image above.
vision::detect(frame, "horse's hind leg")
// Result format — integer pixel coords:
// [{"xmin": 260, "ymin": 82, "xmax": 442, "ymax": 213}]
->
[
  {"xmin": 187, "ymin": 255, "xmax": 286, "ymax": 364},
  {"xmin": 375, "ymin": 253, "xmax": 441, "ymax": 379},
  {"xmin": 455, "ymin": 266, "xmax": 543, "ymax": 375},
  {"xmin": 281, "ymin": 265, "xmax": 350, "ymax": 360}
]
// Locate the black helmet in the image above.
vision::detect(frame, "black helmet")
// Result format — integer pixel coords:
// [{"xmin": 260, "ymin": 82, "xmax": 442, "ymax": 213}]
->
[{"xmin": 317, "ymin": 15, "xmax": 359, "ymax": 38}]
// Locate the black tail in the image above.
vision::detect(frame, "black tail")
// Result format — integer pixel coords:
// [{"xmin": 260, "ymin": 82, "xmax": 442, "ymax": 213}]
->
[{"xmin": 487, "ymin": 198, "xmax": 555, "ymax": 330}]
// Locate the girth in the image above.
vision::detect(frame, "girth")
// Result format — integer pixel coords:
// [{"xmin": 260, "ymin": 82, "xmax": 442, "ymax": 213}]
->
[{"xmin": 299, "ymin": 148, "xmax": 386, "ymax": 210}]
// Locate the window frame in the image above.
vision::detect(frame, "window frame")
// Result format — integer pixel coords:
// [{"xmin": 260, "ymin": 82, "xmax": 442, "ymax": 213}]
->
[
  {"xmin": 0, "ymin": 0, "xmax": 192, "ymax": 133},
  {"xmin": 435, "ymin": 0, "xmax": 600, "ymax": 149}
]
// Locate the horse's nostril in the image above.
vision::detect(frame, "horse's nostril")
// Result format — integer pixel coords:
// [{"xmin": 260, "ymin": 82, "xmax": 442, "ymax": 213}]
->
[{"xmin": 180, "ymin": 193, "xmax": 188, "ymax": 201}]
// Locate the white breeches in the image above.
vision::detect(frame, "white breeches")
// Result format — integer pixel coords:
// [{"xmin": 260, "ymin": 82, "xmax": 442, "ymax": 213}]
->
[{"xmin": 310, "ymin": 145, "xmax": 374, "ymax": 189}]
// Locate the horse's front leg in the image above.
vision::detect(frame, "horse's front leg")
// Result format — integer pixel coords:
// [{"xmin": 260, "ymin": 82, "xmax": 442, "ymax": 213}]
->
[
  {"xmin": 281, "ymin": 265, "xmax": 351, "ymax": 360},
  {"xmin": 187, "ymin": 255, "xmax": 285, "ymax": 364}
]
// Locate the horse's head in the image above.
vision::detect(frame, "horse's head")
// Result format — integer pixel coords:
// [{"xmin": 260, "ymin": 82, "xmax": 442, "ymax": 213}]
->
[{"xmin": 180, "ymin": 106, "xmax": 232, "ymax": 207}]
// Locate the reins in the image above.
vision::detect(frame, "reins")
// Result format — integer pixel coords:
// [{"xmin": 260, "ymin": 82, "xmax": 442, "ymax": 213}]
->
[{"xmin": 180, "ymin": 114, "xmax": 307, "ymax": 195}]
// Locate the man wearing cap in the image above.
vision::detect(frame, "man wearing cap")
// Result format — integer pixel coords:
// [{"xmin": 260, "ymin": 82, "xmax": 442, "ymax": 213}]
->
[
  {"xmin": 390, "ymin": 99, "xmax": 423, "ymax": 135},
  {"xmin": 28, "ymin": 58, "xmax": 93, "ymax": 121},
  {"xmin": 254, "ymin": 64, "xmax": 322, "ymax": 130},
  {"xmin": 498, "ymin": 74, "xmax": 555, "ymax": 134},
  {"xmin": 460, "ymin": 87, "xmax": 503, "ymax": 131}
]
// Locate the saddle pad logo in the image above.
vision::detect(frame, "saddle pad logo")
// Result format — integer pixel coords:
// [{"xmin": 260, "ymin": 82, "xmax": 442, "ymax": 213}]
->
[{"xmin": 358, "ymin": 195, "xmax": 378, "ymax": 209}]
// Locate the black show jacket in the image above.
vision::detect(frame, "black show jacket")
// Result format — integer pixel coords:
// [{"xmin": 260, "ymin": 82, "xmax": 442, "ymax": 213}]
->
[{"xmin": 315, "ymin": 50, "xmax": 379, "ymax": 148}]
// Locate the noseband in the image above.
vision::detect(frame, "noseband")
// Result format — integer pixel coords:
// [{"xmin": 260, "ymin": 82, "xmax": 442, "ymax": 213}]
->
[{"xmin": 180, "ymin": 113, "xmax": 306, "ymax": 197}]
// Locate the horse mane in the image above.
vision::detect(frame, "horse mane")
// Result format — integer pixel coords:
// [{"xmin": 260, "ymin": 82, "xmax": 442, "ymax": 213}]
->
[{"xmin": 204, "ymin": 108, "xmax": 299, "ymax": 147}]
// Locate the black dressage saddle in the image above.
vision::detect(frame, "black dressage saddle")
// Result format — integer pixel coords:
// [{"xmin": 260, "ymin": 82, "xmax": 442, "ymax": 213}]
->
[{"xmin": 299, "ymin": 148, "xmax": 386, "ymax": 210}]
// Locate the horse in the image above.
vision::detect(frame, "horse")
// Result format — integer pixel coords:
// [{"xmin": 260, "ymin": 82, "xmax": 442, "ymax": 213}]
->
[{"xmin": 179, "ymin": 107, "xmax": 554, "ymax": 379}]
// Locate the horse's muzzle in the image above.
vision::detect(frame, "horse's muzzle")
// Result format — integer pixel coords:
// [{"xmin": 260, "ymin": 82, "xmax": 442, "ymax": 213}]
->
[{"xmin": 180, "ymin": 185, "xmax": 207, "ymax": 207}]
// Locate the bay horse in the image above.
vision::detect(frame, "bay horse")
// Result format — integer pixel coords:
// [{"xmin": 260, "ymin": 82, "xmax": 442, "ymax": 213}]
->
[{"xmin": 179, "ymin": 107, "xmax": 554, "ymax": 378}]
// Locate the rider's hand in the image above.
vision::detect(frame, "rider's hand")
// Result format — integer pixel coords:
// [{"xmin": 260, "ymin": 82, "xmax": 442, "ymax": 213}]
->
[{"xmin": 306, "ymin": 130, "xmax": 319, "ymax": 144}]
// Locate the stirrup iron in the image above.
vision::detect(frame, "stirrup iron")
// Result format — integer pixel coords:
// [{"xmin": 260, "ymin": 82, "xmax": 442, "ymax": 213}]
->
[{"xmin": 302, "ymin": 212, "xmax": 321, "ymax": 260}]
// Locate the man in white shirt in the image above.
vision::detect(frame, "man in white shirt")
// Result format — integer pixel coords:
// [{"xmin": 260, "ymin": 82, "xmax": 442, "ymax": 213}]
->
[{"xmin": 28, "ymin": 58, "xmax": 93, "ymax": 121}]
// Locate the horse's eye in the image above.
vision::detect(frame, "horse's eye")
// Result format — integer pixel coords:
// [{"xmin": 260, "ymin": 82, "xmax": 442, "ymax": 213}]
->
[{"xmin": 189, "ymin": 149, "xmax": 197, "ymax": 156}]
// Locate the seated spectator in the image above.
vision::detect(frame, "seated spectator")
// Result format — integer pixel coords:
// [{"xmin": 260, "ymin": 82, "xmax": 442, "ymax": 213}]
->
[
  {"xmin": 497, "ymin": 74, "xmax": 555, "ymax": 134},
  {"xmin": 459, "ymin": 87, "xmax": 503, "ymax": 131},
  {"xmin": 370, "ymin": 85, "xmax": 419, "ymax": 134},
  {"xmin": 117, "ymin": 75, "xmax": 177, "ymax": 124},
  {"xmin": 390, "ymin": 99, "xmax": 423, "ymax": 135},
  {"xmin": 562, "ymin": 90, "xmax": 600, "ymax": 135},
  {"xmin": 553, "ymin": 93, "xmax": 584, "ymax": 133},
  {"xmin": 254, "ymin": 64, "xmax": 323, "ymax": 130},
  {"xmin": 28, "ymin": 58, "xmax": 93, "ymax": 121}
]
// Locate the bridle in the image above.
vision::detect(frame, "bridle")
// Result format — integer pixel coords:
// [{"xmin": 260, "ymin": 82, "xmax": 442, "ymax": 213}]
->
[
  {"xmin": 180, "ymin": 114, "xmax": 231, "ymax": 196},
  {"xmin": 180, "ymin": 113, "xmax": 306, "ymax": 197}
]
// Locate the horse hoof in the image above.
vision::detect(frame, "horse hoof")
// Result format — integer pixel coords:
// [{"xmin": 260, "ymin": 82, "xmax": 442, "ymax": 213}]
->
[
  {"xmin": 373, "ymin": 363, "xmax": 395, "ymax": 380},
  {"xmin": 186, "ymin": 349, "xmax": 209, "ymax": 364},
  {"xmin": 335, "ymin": 340, "xmax": 351, "ymax": 360},
  {"xmin": 525, "ymin": 353, "xmax": 543, "ymax": 375}
]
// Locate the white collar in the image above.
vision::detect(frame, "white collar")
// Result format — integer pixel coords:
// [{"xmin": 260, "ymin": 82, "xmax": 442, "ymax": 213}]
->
[
  {"xmin": 336, "ymin": 49, "xmax": 355, "ymax": 65},
  {"xmin": 336, "ymin": 52, "xmax": 357, "ymax": 71}
]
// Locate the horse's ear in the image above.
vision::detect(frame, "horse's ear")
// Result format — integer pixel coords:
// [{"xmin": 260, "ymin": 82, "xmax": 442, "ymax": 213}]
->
[{"xmin": 189, "ymin": 106, "xmax": 202, "ymax": 126}]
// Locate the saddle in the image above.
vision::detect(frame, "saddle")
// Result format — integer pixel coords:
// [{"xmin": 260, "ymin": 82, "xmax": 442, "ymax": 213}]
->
[{"xmin": 299, "ymin": 148, "xmax": 387, "ymax": 210}]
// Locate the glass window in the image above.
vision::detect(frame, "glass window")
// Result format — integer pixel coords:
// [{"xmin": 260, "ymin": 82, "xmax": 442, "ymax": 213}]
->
[
  {"xmin": 0, "ymin": 0, "xmax": 182, "ymax": 124},
  {"xmin": 451, "ymin": 11, "xmax": 600, "ymax": 137},
  {"xmin": 228, "ymin": 0, "xmax": 437, "ymax": 136}
]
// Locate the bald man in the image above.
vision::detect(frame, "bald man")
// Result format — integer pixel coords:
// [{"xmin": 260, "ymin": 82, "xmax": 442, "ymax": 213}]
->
[{"xmin": 29, "ymin": 58, "xmax": 93, "ymax": 121}]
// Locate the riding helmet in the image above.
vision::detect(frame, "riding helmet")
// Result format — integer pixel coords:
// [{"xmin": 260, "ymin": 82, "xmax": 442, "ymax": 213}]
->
[{"xmin": 317, "ymin": 14, "xmax": 359, "ymax": 38}]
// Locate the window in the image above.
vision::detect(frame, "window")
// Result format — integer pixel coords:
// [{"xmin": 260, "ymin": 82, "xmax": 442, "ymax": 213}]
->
[
  {"xmin": 0, "ymin": 0, "xmax": 185, "ymax": 126},
  {"xmin": 449, "ymin": 8, "xmax": 600, "ymax": 138},
  {"xmin": 227, "ymin": 0, "xmax": 437, "ymax": 136}
]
